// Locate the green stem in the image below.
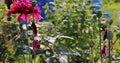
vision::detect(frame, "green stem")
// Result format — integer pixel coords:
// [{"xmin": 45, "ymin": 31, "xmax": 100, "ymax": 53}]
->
[
  {"xmin": 29, "ymin": 54, "xmax": 32, "ymax": 63},
  {"xmin": 89, "ymin": 23, "xmax": 94, "ymax": 63},
  {"xmin": 23, "ymin": 54, "xmax": 25, "ymax": 63},
  {"xmin": 114, "ymin": 39, "xmax": 118, "ymax": 44},
  {"xmin": 98, "ymin": 18, "xmax": 102, "ymax": 62},
  {"xmin": 28, "ymin": 40, "xmax": 32, "ymax": 63},
  {"xmin": 18, "ymin": 59, "xmax": 20, "ymax": 63},
  {"xmin": 33, "ymin": 52, "xmax": 35, "ymax": 63},
  {"xmin": 91, "ymin": 47, "xmax": 94, "ymax": 63},
  {"xmin": 34, "ymin": 58, "xmax": 35, "ymax": 63},
  {"xmin": 108, "ymin": 40, "xmax": 111, "ymax": 63}
]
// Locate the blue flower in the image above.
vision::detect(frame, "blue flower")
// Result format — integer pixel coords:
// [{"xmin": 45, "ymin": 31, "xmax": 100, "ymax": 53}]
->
[
  {"xmin": 36, "ymin": 0, "xmax": 55, "ymax": 21},
  {"xmin": 91, "ymin": 0, "xmax": 103, "ymax": 10},
  {"xmin": 48, "ymin": 2, "xmax": 55, "ymax": 12},
  {"xmin": 40, "ymin": 7, "xmax": 48, "ymax": 21},
  {"xmin": 37, "ymin": 0, "xmax": 46, "ymax": 6},
  {"xmin": 21, "ymin": 19, "xmax": 27, "ymax": 25},
  {"xmin": 91, "ymin": 5, "xmax": 101, "ymax": 10},
  {"xmin": 104, "ymin": 10, "xmax": 112, "ymax": 18},
  {"xmin": 93, "ymin": 0, "xmax": 101, "ymax": 3},
  {"xmin": 92, "ymin": 11, "xmax": 97, "ymax": 14},
  {"xmin": 105, "ymin": 14, "xmax": 112, "ymax": 18}
]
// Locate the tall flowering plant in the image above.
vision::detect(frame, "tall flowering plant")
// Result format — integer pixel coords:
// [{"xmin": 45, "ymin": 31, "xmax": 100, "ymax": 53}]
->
[{"xmin": 7, "ymin": 0, "xmax": 42, "ymax": 61}]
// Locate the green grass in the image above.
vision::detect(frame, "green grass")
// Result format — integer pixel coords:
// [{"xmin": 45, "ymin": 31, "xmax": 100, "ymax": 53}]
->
[{"xmin": 103, "ymin": 2, "xmax": 120, "ymax": 25}]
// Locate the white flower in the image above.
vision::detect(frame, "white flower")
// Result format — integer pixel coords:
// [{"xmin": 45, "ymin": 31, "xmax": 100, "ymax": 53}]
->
[
  {"xmin": 22, "ymin": 24, "xmax": 27, "ymax": 30},
  {"xmin": 29, "ymin": 47, "xmax": 33, "ymax": 50},
  {"xmin": 45, "ymin": 37, "xmax": 56, "ymax": 44},
  {"xmin": 27, "ymin": 30, "xmax": 33, "ymax": 35},
  {"xmin": 59, "ymin": 54, "xmax": 68, "ymax": 63},
  {"xmin": 34, "ymin": 36, "xmax": 41, "ymax": 41}
]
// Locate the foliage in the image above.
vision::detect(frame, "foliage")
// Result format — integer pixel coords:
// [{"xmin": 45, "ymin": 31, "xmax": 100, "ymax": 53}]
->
[
  {"xmin": 0, "ymin": 0, "xmax": 120, "ymax": 63},
  {"xmin": 0, "ymin": 4, "xmax": 14, "ymax": 63}
]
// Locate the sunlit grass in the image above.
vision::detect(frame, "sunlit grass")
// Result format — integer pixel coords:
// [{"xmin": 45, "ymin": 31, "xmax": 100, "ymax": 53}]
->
[{"xmin": 103, "ymin": 2, "xmax": 120, "ymax": 25}]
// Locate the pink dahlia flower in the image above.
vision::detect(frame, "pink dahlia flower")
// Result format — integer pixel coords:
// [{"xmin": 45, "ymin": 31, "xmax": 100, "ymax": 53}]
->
[{"xmin": 8, "ymin": 0, "xmax": 41, "ymax": 22}]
